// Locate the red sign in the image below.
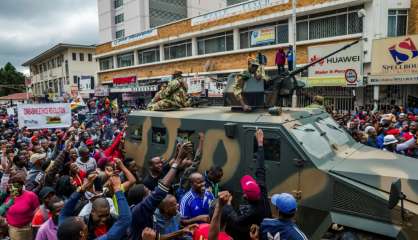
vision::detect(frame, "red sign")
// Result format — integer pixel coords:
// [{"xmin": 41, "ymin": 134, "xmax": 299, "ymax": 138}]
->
[{"xmin": 113, "ymin": 76, "xmax": 136, "ymax": 85}]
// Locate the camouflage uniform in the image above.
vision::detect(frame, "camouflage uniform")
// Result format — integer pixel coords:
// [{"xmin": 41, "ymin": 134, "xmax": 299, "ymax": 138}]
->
[
  {"xmin": 147, "ymin": 76, "xmax": 191, "ymax": 111},
  {"xmin": 233, "ymin": 59, "xmax": 270, "ymax": 102}
]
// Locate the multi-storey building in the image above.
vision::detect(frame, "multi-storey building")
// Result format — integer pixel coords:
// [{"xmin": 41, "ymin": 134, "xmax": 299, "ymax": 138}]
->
[
  {"xmin": 95, "ymin": 0, "xmax": 417, "ymax": 111},
  {"xmin": 98, "ymin": 0, "xmax": 228, "ymax": 44},
  {"xmin": 22, "ymin": 44, "xmax": 97, "ymax": 101}
]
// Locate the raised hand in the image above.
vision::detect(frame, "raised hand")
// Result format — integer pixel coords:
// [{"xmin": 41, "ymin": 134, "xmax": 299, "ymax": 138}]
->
[
  {"xmin": 109, "ymin": 175, "xmax": 122, "ymax": 192},
  {"xmin": 218, "ymin": 191, "xmax": 231, "ymax": 207},
  {"xmin": 255, "ymin": 128, "xmax": 264, "ymax": 147}
]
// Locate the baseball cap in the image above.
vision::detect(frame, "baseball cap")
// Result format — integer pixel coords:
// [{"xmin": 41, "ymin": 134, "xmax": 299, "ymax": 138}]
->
[
  {"xmin": 39, "ymin": 186, "xmax": 55, "ymax": 200},
  {"xmin": 385, "ymin": 128, "xmax": 400, "ymax": 136},
  {"xmin": 240, "ymin": 175, "xmax": 260, "ymax": 201},
  {"xmin": 31, "ymin": 136, "xmax": 38, "ymax": 143},
  {"xmin": 271, "ymin": 193, "xmax": 297, "ymax": 215},
  {"xmin": 383, "ymin": 135, "xmax": 398, "ymax": 146},
  {"xmin": 30, "ymin": 153, "xmax": 46, "ymax": 163},
  {"xmin": 85, "ymin": 138, "xmax": 94, "ymax": 146}
]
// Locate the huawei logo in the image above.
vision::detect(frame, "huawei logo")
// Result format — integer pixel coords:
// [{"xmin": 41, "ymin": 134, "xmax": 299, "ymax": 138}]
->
[{"xmin": 310, "ymin": 55, "xmax": 325, "ymax": 66}]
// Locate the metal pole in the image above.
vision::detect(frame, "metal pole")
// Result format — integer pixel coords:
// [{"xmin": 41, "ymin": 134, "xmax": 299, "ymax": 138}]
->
[{"xmin": 291, "ymin": 0, "xmax": 297, "ymax": 108}]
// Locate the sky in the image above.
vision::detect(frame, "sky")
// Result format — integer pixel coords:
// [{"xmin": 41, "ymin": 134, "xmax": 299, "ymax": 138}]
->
[{"xmin": 0, "ymin": 0, "xmax": 98, "ymax": 74}]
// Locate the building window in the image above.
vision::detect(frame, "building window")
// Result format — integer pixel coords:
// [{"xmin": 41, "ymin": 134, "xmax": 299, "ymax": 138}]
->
[
  {"xmin": 388, "ymin": 10, "xmax": 408, "ymax": 37},
  {"xmin": 117, "ymin": 52, "xmax": 134, "ymax": 67},
  {"xmin": 80, "ymin": 53, "xmax": 84, "ymax": 61},
  {"xmin": 51, "ymin": 59, "xmax": 56, "ymax": 68},
  {"xmin": 296, "ymin": 6, "xmax": 363, "ymax": 41},
  {"xmin": 116, "ymin": 29, "xmax": 125, "ymax": 39},
  {"xmin": 164, "ymin": 40, "xmax": 192, "ymax": 60},
  {"xmin": 73, "ymin": 76, "xmax": 78, "ymax": 84},
  {"xmin": 240, "ymin": 21, "xmax": 289, "ymax": 49},
  {"xmin": 57, "ymin": 56, "xmax": 63, "ymax": 67},
  {"xmin": 197, "ymin": 31, "xmax": 234, "ymax": 55},
  {"xmin": 115, "ymin": 13, "xmax": 124, "ymax": 24},
  {"xmin": 114, "ymin": 0, "xmax": 123, "ymax": 8},
  {"xmin": 149, "ymin": 0, "xmax": 187, "ymax": 28},
  {"xmin": 138, "ymin": 47, "xmax": 160, "ymax": 64},
  {"xmin": 99, "ymin": 57, "xmax": 114, "ymax": 70},
  {"xmin": 88, "ymin": 54, "xmax": 93, "ymax": 62},
  {"xmin": 72, "ymin": 53, "xmax": 77, "ymax": 61}
]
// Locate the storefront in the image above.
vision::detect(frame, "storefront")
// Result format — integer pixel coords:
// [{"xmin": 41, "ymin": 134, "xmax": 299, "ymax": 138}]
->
[
  {"xmin": 368, "ymin": 35, "xmax": 418, "ymax": 110},
  {"xmin": 297, "ymin": 41, "xmax": 364, "ymax": 112}
]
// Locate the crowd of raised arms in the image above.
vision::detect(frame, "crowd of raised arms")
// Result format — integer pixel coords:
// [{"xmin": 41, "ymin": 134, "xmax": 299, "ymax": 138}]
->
[
  {"xmin": 0, "ymin": 98, "xmax": 307, "ymax": 240},
  {"xmin": 1, "ymin": 96, "xmax": 416, "ymax": 240},
  {"xmin": 330, "ymin": 105, "xmax": 418, "ymax": 157}
]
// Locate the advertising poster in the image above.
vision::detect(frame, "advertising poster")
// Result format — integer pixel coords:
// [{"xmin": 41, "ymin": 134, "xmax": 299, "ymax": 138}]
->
[
  {"xmin": 370, "ymin": 35, "xmax": 418, "ymax": 85},
  {"xmin": 208, "ymin": 81, "xmax": 226, "ymax": 97},
  {"xmin": 308, "ymin": 42, "xmax": 363, "ymax": 87},
  {"xmin": 94, "ymin": 86, "xmax": 110, "ymax": 97},
  {"xmin": 186, "ymin": 76, "xmax": 205, "ymax": 96},
  {"xmin": 18, "ymin": 103, "xmax": 71, "ymax": 129},
  {"xmin": 79, "ymin": 76, "xmax": 92, "ymax": 91},
  {"xmin": 251, "ymin": 27, "xmax": 275, "ymax": 46}
]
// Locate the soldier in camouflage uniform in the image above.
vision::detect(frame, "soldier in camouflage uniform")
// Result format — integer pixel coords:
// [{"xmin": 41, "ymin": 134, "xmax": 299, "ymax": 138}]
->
[
  {"xmin": 147, "ymin": 71, "xmax": 192, "ymax": 111},
  {"xmin": 233, "ymin": 58, "xmax": 268, "ymax": 112}
]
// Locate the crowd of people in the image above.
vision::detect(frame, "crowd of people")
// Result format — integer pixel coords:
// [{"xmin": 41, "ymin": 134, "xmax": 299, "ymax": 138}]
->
[
  {"xmin": 0, "ymin": 98, "xmax": 307, "ymax": 240},
  {"xmin": 331, "ymin": 106, "xmax": 418, "ymax": 157}
]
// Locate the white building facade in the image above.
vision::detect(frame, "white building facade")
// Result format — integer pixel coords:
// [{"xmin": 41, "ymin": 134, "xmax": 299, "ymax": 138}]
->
[
  {"xmin": 22, "ymin": 44, "xmax": 97, "ymax": 101},
  {"xmin": 97, "ymin": 0, "xmax": 228, "ymax": 44}
]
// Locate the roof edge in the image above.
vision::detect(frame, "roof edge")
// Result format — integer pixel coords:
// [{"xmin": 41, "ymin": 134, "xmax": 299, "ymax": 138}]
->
[{"xmin": 22, "ymin": 43, "xmax": 96, "ymax": 67}]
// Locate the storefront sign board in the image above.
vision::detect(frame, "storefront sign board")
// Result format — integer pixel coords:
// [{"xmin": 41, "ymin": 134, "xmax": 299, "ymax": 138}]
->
[
  {"xmin": 370, "ymin": 35, "xmax": 418, "ymax": 85},
  {"xmin": 308, "ymin": 42, "xmax": 363, "ymax": 87}
]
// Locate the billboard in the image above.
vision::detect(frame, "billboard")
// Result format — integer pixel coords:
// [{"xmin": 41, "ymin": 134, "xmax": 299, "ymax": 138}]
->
[
  {"xmin": 251, "ymin": 27, "xmax": 275, "ymax": 46},
  {"xmin": 370, "ymin": 35, "xmax": 418, "ymax": 85},
  {"xmin": 17, "ymin": 103, "xmax": 71, "ymax": 129},
  {"xmin": 79, "ymin": 76, "xmax": 92, "ymax": 91},
  {"xmin": 308, "ymin": 41, "xmax": 363, "ymax": 87}
]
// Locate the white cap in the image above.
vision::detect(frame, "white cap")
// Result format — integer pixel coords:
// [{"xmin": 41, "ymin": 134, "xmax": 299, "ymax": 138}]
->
[{"xmin": 383, "ymin": 135, "xmax": 398, "ymax": 145}]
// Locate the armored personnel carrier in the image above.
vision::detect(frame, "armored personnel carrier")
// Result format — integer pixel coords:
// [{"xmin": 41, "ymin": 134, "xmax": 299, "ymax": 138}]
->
[
  {"xmin": 125, "ymin": 40, "xmax": 417, "ymax": 239},
  {"xmin": 125, "ymin": 106, "xmax": 417, "ymax": 239}
]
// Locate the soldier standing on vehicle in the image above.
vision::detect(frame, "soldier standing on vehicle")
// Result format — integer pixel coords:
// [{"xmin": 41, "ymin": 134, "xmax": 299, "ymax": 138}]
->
[
  {"xmin": 233, "ymin": 58, "xmax": 267, "ymax": 112},
  {"xmin": 147, "ymin": 70, "xmax": 192, "ymax": 111}
]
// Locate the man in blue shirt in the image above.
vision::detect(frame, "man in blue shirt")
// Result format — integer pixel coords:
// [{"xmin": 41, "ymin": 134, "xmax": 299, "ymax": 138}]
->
[
  {"xmin": 260, "ymin": 193, "xmax": 307, "ymax": 240},
  {"xmin": 180, "ymin": 172, "xmax": 214, "ymax": 225}
]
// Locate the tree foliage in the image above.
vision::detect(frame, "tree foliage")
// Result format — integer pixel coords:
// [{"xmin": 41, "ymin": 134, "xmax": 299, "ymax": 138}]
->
[{"xmin": 0, "ymin": 62, "xmax": 26, "ymax": 96}]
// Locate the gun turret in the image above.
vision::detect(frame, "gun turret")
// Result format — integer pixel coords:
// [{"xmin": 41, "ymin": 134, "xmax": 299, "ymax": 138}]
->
[
  {"xmin": 224, "ymin": 39, "xmax": 362, "ymax": 109},
  {"xmin": 272, "ymin": 39, "xmax": 361, "ymax": 100}
]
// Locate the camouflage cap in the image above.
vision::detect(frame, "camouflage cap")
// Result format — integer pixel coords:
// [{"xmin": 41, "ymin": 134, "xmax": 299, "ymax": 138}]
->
[{"xmin": 248, "ymin": 58, "xmax": 260, "ymax": 66}]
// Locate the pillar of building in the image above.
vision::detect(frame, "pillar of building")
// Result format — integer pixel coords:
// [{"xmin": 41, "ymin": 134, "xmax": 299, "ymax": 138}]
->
[
  {"xmin": 373, "ymin": 85, "xmax": 379, "ymax": 112},
  {"xmin": 133, "ymin": 50, "xmax": 139, "ymax": 66},
  {"xmin": 113, "ymin": 55, "xmax": 118, "ymax": 68},
  {"xmin": 233, "ymin": 28, "xmax": 240, "ymax": 50},
  {"xmin": 159, "ymin": 44, "xmax": 165, "ymax": 61},
  {"xmin": 191, "ymin": 37, "xmax": 198, "ymax": 56}
]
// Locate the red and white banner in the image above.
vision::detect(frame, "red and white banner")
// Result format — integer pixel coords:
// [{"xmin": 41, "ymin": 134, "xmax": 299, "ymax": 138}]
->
[
  {"xmin": 113, "ymin": 76, "xmax": 136, "ymax": 85},
  {"xmin": 17, "ymin": 103, "xmax": 71, "ymax": 129}
]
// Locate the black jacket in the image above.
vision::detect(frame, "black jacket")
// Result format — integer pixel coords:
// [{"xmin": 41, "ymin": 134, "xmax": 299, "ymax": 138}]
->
[{"xmin": 225, "ymin": 145, "xmax": 272, "ymax": 240}]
